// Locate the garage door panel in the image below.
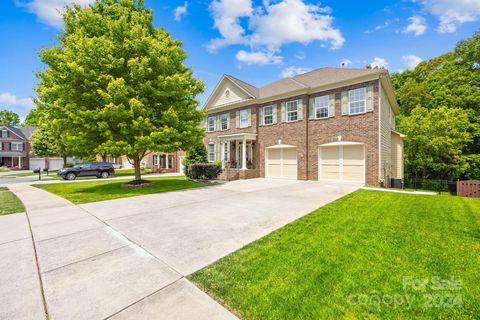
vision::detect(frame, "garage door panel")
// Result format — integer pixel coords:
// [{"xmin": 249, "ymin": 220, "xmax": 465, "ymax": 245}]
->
[
  {"xmin": 319, "ymin": 145, "xmax": 364, "ymax": 183},
  {"xmin": 266, "ymin": 147, "xmax": 297, "ymax": 179},
  {"xmin": 321, "ymin": 164, "xmax": 340, "ymax": 180}
]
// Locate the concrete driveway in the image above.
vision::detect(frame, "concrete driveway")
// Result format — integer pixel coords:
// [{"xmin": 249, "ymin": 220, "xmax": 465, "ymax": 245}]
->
[{"xmin": 2, "ymin": 179, "xmax": 359, "ymax": 320}]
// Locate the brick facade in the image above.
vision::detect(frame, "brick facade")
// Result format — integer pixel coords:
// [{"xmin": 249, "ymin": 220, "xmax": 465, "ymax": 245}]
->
[{"xmin": 205, "ymin": 79, "xmax": 382, "ymax": 186}]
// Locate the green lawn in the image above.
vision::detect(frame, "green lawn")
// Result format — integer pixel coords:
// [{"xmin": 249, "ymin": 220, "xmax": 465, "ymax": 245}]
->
[
  {"xmin": 5, "ymin": 170, "xmax": 58, "ymax": 177},
  {"xmin": 33, "ymin": 176, "xmax": 204, "ymax": 204},
  {"xmin": 190, "ymin": 190, "xmax": 480, "ymax": 319},
  {"xmin": 113, "ymin": 168, "xmax": 152, "ymax": 176},
  {"xmin": 0, "ymin": 188, "xmax": 26, "ymax": 215}
]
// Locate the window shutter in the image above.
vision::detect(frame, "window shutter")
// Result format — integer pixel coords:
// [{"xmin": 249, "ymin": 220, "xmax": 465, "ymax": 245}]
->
[
  {"xmin": 247, "ymin": 108, "xmax": 251, "ymax": 126},
  {"xmin": 366, "ymin": 85, "xmax": 374, "ymax": 112},
  {"xmin": 309, "ymin": 97, "xmax": 315, "ymax": 120},
  {"xmin": 341, "ymin": 91, "xmax": 349, "ymax": 115},
  {"xmin": 297, "ymin": 99, "xmax": 304, "ymax": 120},
  {"xmin": 236, "ymin": 111, "xmax": 240, "ymax": 128},
  {"xmin": 329, "ymin": 94, "xmax": 335, "ymax": 117},
  {"xmin": 214, "ymin": 143, "xmax": 220, "ymax": 161},
  {"xmin": 281, "ymin": 102, "xmax": 286, "ymax": 122},
  {"xmin": 272, "ymin": 105, "xmax": 277, "ymax": 124},
  {"xmin": 215, "ymin": 115, "xmax": 220, "ymax": 131},
  {"xmin": 226, "ymin": 113, "xmax": 230, "ymax": 129},
  {"xmin": 259, "ymin": 107, "xmax": 264, "ymax": 125}
]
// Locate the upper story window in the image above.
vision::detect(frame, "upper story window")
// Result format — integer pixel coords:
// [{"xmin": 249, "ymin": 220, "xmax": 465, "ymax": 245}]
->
[
  {"xmin": 239, "ymin": 109, "xmax": 250, "ymax": 128},
  {"xmin": 349, "ymin": 88, "xmax": 366, "ymax": 114},
  {"xmin": 11, "ymin": 142, "xmax": 23, "ymax": 151},
  {"xmin": 315, "ymin": 95, "xmax": 329, "ymax": 119},
  {"xmin": 1, "ymin": 130, "xmax": 7, "ymax": 138},
  {"xmin": 207, "ymin": 143, "xmax": 215, "ymax": 162},
  {"xmin": 220, "ymin": 113, "xmax": 229, "ymax": 130},
  {"xmin": 286, "ymin": 100, "xmax": 298, "ymax": 122},
  {"xmin": 207, "ymin": 116, "xmax": 216, "ymax": 132},
  {"xmin": 263, "ymin": 105, "xmax": 274, "ymax": 125}
]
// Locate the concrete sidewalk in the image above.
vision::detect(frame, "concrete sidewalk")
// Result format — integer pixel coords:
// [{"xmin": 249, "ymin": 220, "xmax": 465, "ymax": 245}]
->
[{"xmin": 3, "ymin": 184, "xmax": 237, "ymax": 320}]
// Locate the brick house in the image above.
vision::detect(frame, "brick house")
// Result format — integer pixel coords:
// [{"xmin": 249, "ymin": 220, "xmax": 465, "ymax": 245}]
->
[
  {"xmin": 99, "ymin": 151, "xmax": 186, "ymax": 174},
  {"xmin": 0, "ymin": 126, "xmax": 31, "ymax": 169},
  {"xmin": 203, "ymin": 67, "xmax": 404, "ymax": 186}
]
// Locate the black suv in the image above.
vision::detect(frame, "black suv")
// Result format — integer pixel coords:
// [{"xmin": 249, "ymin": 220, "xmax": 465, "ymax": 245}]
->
[{"xmin": 57, "ymin": 162, "xmax": 115, "ymax": 180}]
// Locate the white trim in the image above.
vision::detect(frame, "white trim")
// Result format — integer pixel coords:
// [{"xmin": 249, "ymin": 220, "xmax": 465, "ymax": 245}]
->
[
  {"xmin": 318, "ymin": 144, "xmax": 365, "ymax": 183},
  {"xmin": 204, "ymin": 75, "xmax": 255, "ymax": 110},
  {"xmin": 285, "ymin": 100, "xmax": 299, "ymax": 122},
  {"xmin": 218, "ymin": 133, "xmax": 257, "ymax": 141},
  {"xmin": 314, "ymin": 95, "xmax": 329, "ymax": 119},
  {"xmin": 348, "ymin": 87, "xmax": 366, "ymax": 115},
  {"xmin": 266, "ymin": 144, "xmax": 296, "ymax": 149}
]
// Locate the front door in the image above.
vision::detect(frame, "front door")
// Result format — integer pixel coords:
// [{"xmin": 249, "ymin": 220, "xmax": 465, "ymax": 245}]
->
[
  {"xmin": 178, "ymin": 156, "xmax": 185, "ymax": 174},
  {"xmin": 236, "ymin": 141, "xmax": 253, "ymax": 169}
]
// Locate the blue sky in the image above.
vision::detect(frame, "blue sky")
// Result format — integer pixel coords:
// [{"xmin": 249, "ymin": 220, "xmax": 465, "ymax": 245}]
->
[{"xmin": 1, "ymin": 0, "xmax": 479, "ymax": 119}]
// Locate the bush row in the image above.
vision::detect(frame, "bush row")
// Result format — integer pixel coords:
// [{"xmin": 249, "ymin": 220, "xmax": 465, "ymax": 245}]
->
[{"xmin": 186, "ymin": 163, "xmax": 222, "ymax": 180}]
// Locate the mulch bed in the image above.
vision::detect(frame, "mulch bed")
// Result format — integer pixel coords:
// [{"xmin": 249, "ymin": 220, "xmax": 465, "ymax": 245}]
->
[{"xmin": 121, "ymin": 180, "xmax": 154, "ymax": 188}]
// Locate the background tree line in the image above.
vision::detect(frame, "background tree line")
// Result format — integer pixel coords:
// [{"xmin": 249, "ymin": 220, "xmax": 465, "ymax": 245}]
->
[{"xmin": 392, "ymin": 31, "xmax": 480, "ymax": 181}]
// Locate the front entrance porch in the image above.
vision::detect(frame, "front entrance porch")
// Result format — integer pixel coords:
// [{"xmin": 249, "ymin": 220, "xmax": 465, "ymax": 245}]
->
[
  {"xmin": 217, "ymin": 133, "xmax": 259, "ymax": 181},
  {"xmin": 0, "ymin": 155, "xmax": 27, "ymax": 169}
]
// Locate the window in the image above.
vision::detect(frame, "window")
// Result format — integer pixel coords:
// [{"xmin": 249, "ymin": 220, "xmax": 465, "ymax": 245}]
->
[
  {"xmin": 349, "ymin": 88, "xmax": 366, "ymax": 114},
  {"xmin": 220, "ymin": 113, "xmax": 229, "ymax": 130},
  {"xmin": 207, "ymin": 116, "xmax": 216, "ymax": 132},
  {"xmin": 225, "ymin": 89, "xmax": 230, "ymax": 97},
  {"xmin": 286, "ymin": 100, "xmax": 298, "ymax": 122},
  {"xmin": 208, "ymin": 144, "xmax": 215, "ymax": 162},
  {"xmin": 315, "ymin": 95, "xmax": 329, "ymax": 119},
  {"xmin": 153, "ymin": 154, "xmax": 159, "ymax": 166},
  {"xmin": 11, "ymin": 142, "xmax": 23, "ymax": 151},
  {"xmin": 1, "ymin": 130, "xmax": 7, "ymax": 138},
  {"xmin": 263, "ymin": 105, "xmax": 274, "ymax": 125},
  {"xmin": 239, "ymin": 109, "xmax": 250, "ymax": 128}
]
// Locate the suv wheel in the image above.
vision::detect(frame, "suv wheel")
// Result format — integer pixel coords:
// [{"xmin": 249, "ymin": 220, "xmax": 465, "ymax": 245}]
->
[
  {"xmin": 66, "ymin": 173, "xmax": 76, "ymax": 180},
  {"xmin": 101, "ymin": 171, "xmax": 109, "ymax": 178}
]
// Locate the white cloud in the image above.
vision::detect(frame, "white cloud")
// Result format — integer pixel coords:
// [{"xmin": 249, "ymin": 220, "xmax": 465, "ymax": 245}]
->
[
  {"xmin": 0, "ymin": 93, "xmax": 35, "ymax": 111},
  {"xmin": 174, "ymin": 2, "xmax": 188, "ymax": 21},
  {"xmin": 295, "ymin": 51, "xmax": 305, "ymax": 60},
  {"xmin": 402, "ymin": 54, "xmax": 423, "ymax": 69},
  {"xmin": 340, "ymin": 59, "xmax": 352, "ymax": 67},
  {"xmin": 370, "ymin": 57, "xmax": 389, "ymax": 69},
  {"xmin": 403, "ymin": 16, "xmax": 427, "ymax": 36},
  {"xmin": 414, "ymin": 0, "xmax": 480, "ymax": 33},
  {"xmin": 235, "ymin": 50, "xmax": 282, "ymax": 65},
  {"xmin": 365, "ymin": 20, "xmax": 391, "ymax": 34},
  {"xmin": 208, "ymin": 0, "xmax": 344, "ymax": 63},
  {"xmin": 17, "ymin": 0, "xmax": 95, "ymax": 28},
  {"xmin": 281, "ymin": 66, "xmax": 311, "ymax": 78}
]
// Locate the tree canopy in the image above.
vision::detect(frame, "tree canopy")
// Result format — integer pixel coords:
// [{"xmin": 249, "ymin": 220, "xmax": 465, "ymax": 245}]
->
[
  {"xmin": 0, "ymin": 110, "xmax": 20, "ymax": 126},
  {"xmin": 392, "ymin": 31, "xmax": 480, "ymax": 180},
  {"xmin": 35, "ymin": 0, "xmax": 204, "ymax": 181}
]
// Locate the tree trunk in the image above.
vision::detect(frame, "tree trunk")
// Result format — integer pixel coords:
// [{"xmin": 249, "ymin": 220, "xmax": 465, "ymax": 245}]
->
[
  {"xmin": 63, "ymin": 156, "xmax": 67, "ymax": 167},
  {"xmin": 133, "ymin": 156, "xmax": 142, "ymax": 181}
]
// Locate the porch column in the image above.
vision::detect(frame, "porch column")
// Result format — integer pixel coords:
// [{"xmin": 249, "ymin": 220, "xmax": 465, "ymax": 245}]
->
[
  {"xmin": 18, "ymin": 156, "xmax": 21, "ymax": 168},
  {"xmin": 165, "ymin": 153, "xmax": 169, "ymax": 169},
  {"xmin": 220, "ymin": 143, "xmax": 225, "ymax": 169},
  {"xmin": 241, "ymin": 137, "xmax": 247, "ymax": 170}
]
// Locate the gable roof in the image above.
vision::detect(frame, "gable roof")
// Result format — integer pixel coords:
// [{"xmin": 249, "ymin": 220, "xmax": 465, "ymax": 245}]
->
[
  {"xmin": 0, "ymin": 126, "xmax": 26, "ymax": 140},
  {"xmin": 205, "ymin": 67, "xmax": 389, "ymax": 111}
]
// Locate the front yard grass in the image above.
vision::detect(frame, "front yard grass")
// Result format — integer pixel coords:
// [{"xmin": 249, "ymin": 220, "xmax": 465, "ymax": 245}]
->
[
  {"xmin": 190, "ymin": 190, "xmax": 480, "ymax": 319},
  {"xmin": 113, "ymin": 168, "xmax": 152, "ymax": 177},
  {"xmin": 33, "ymin": 176, "xmax": 204, "ymax": 204},
  {"xmin": 0, "ymin": 188, "xmax": 26, "ymax": 215}
]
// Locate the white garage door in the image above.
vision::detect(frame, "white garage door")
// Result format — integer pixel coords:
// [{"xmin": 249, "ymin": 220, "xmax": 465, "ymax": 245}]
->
[
  {"xmin": 48, "ymin": 158, "xmax": 64, "ymax": 170},
  {"xmin": 319, "ymin": 144, "xmax": 364, "ymax": 182},
  {"xmin": 266, "ymin": 147, "xmax": 297, "ymax": 179},
  {"xmin": 29, "ymin": 158, "xmax": 45, "ymax": 170}
]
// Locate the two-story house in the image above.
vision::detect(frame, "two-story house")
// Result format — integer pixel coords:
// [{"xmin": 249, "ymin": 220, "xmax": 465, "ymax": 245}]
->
[
  {"xmin": 0, "ymin": 126, "xmax": 31, "ymax": 169},
  {"xmin": 203, "ymin": 67, "xmax": 404, "ymax": 186}
]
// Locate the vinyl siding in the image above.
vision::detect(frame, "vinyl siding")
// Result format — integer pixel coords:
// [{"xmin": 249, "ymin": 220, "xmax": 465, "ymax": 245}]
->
[
  {"xmin": 210, "ymin": 81, "xmax": 252, "ymax": 108},
  {"xmin": 391, "ymin": 132, "xmax": 404, "ymax": 179},
  {"xmin": 379, "ymin": 84, "xmax": 395, "ymax": 181}
]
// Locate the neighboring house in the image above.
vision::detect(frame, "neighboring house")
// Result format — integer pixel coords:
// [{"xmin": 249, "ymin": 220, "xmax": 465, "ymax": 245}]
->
[
  {"xmin": 0, "ymin": 126, "xmax": 30, "ymax": 169},
  {"xmin": 98, "ymin": 151, "xmax": 186, "ymax": 174},
  {"xmin": 203, "ymin": 67, "xmax": 405, "ymax": 186},
  {"xmin": 0, "ymin": 125, "xmax": 72, "ymax": 170}
]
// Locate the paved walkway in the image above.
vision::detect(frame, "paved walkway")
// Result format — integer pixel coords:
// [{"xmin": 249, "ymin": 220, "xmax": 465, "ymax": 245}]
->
[{"xmin": 1, "ymin": 179, "xmax": 360, "ymax": 319}]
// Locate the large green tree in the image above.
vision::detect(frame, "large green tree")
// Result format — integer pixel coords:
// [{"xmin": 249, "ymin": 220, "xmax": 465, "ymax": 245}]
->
[
  {"xmin": 392, "ymin": 31, "xmax": 480, "ymax": 180},
  {"xmin": 35, "ymin": 0, "xmax": 204, "ymax": 182},
  {"xmin": 0, "ymin": 110, "xmax": 20, "ymax": 126}
]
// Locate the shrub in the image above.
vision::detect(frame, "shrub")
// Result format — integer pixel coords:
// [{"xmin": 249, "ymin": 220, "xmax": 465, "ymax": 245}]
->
[
  {"xmin": 187, "ymin": 163, "xmax": 222, "ymax": 180},
  {"xmin": 65, "ymin": 162, "xmax": 74, "ymax": 168},
  {"xmin": 183, "ymin": 145, "xmax": 208, "ymax": 173}
]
